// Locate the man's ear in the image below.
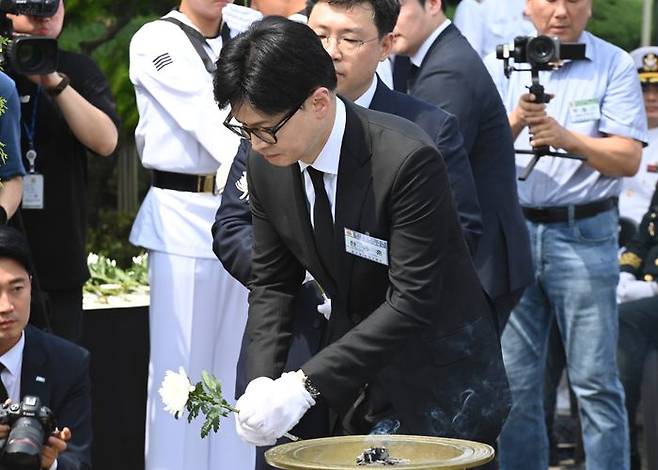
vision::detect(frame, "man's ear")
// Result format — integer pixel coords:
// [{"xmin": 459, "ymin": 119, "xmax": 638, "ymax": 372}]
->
[
  {"xmin": 310, "ymin": 87, "xmax": 333, "ymax": 119},
  {"xmin": 427, "ymin": 0, "xmax": 443, "ymax": 15},
  {"xmin": 379, "ymin": 33, "xmax": 394, "ymax": 61}
]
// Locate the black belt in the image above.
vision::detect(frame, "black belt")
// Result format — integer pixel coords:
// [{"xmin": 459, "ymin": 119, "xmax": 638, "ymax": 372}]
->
[
  {"xmin": 152, "ymin": 170, "xmax": 217, "ymax": 194},
  {"xmin": 522, "ymin": 197, "xmax": 617, "ymax": 224}
]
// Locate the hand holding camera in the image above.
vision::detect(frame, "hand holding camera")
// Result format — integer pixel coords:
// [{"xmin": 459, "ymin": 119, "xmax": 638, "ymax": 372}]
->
[{"xmin": 0, "ymin": 395, "xmax": 64, "ymax": 470}]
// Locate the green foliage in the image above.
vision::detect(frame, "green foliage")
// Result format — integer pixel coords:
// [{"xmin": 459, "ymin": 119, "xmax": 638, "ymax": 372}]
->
[
  {"xmin": 186, "ymin": 372, "xmax": 238, "ymax": 439},
  {"xmin": 86, "ymin": 209, "xmax": 142, "ymax": 269},
  {"xmin": 59, "ymin": 1, "xmax": 170, "ymax": 135},
  {"xmin": 588, "ymin": 0, "xmax": 646, "ymax": 52},
  {"xmin": 84, "ymin": 252, "xmax": 148, "ymax": 298}
]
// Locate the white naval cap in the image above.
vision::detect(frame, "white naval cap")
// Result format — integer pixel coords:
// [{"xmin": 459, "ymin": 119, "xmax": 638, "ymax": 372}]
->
[{"xmin": 630, "ymin": 46, "xmax": 658, "ymax": 83}]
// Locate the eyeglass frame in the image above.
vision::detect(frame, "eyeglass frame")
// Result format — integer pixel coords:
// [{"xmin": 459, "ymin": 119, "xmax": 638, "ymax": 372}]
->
[
  {"xmin": 315, "ymin": 34, "xmax": 380, "ymax": 53},
  {"xmin": 223, "ymin": 100, "xmax": 305, "ymax": 144}
]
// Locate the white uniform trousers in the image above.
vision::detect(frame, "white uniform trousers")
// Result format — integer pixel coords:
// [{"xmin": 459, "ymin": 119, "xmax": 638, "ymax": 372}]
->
[{"xmin": 145, "ymin": 250, "xmax": 254, "ymax": 470}]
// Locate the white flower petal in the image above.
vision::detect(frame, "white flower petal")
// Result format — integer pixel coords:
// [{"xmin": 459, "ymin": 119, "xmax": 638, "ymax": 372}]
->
[{"xmin": 159, "ymin": 367, "xmax": 194, "ymax": 417}]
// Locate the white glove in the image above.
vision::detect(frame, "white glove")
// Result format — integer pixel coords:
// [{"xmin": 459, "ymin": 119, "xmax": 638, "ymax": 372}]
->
[
  {"xmin": 235, "ymin": 377, "xmax": 276, "ymax": 446},
  {"xmin": 617, "ymin": 279, "xmax": 658, "ymax": 304},
  {"xmin": 222, "ymin": 4, "xmax": 263, "ymax": 35},
  {"xmin": 317, "ymin": 297, "xmax": 332, "ymax": 320},
  {"xmin": 616, "ymin": 272, "xmax": 637, "ymax": 304},
  {"xmin": 235, "ymin": 372, "xmax": 315, "ymax": 446}
]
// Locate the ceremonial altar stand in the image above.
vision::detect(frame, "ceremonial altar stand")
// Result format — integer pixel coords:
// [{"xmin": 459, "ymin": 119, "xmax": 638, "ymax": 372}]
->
[{"xmin": 83, "ymin": 294, "xmax": 150, "ymax": 470}]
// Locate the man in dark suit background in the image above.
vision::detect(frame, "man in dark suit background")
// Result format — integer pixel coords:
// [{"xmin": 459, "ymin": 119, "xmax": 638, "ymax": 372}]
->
[
  {"xmin": 213, "ymin": 16, "xmax": 509, "ymax": 451},
  {"xmin": 0, "ymin": 225, "xmax": 91, "ymax": 470},
  {"xmin": 392, "ymin": 0, "xmax": 532, "ymax": 329}
]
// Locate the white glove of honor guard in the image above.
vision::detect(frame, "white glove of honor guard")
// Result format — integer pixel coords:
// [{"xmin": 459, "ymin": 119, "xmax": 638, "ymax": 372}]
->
[
  {"xmin": 317, "ymin": 297, "xmax": 332, "ymax": 320},
  {"xmin": 617, "ymin": 278, "xmax": 658, "ymax": 304},
  {"xmin": 222, "ymin": 4, "xmax": 263, "ymax": 35},
  {"xmin": 235, "ymin": 372, "xmax": 315, "ymax": 446}
]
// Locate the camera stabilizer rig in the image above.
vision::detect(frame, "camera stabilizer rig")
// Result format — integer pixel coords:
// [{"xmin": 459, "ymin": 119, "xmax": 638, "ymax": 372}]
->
[{"xmin": 496, "ymin": 36, "xmax": 587, "ymax": 181}]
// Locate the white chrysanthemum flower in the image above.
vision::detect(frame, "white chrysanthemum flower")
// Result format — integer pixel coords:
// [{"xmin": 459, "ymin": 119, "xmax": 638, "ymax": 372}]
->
[
  {"xmin": 87, "ymin": 253, "xmax": 99, "ymax": 266},
  {"xmin": 159, "ymin": 367, "xmax": 195, "ymax": 417}
]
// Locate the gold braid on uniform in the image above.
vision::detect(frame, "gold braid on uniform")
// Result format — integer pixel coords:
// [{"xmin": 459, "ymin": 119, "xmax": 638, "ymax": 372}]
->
[{"xmin": 619, "ymin": 251, "xmax": 642, "ymax": 269}]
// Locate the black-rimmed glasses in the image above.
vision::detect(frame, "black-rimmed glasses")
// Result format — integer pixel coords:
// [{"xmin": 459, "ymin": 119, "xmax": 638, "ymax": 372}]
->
[{"xmin": 223, "ymin": 102, "xmax": 303, "ymax": 144}]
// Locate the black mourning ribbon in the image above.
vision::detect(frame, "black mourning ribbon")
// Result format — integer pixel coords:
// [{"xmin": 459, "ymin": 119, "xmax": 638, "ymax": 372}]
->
[{"xmin": 307, "ymin": 167, "xmax": 337, "ymax": 282}]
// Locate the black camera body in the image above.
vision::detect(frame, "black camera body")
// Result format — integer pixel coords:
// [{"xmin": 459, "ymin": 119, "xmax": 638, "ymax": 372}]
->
[
  {"xmin": 0, "ymin": 0, "xmax": 59, "ymax": 75},
  {"xmin": 496, "ymin": 35, "xmax": 586, "ymax": 71},
  {"xmin": 0, "ymin": 396, "xmax": 57, "ymax": 470}
]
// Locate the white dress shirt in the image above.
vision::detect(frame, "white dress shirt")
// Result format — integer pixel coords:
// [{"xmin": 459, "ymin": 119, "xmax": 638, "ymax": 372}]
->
[
  {"xmin": 410, "ymin": 19, "xmax": 452, "ymax": 68},
  {"xmin": 297, "ymin": 98, "xmax": 346, "ymax": 227},
  {"xmin": 0, "ymin": 331, "xmax": 24, "ymax": 403},
  {"xmin": 354, "ymin": 76, "xmax": 378, "ymax": 109}
]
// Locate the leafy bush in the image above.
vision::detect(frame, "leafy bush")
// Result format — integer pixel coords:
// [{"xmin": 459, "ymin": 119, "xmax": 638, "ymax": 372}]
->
[{"xmin": 86, "ymin": 209, "xmax": 142, "ymax": 269}]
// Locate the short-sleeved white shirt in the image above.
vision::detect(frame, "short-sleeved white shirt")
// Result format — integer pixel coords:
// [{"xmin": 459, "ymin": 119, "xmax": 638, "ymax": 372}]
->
[{"xmin": 485, "ymin": 31, "xmax": 649, "ymax": 207}]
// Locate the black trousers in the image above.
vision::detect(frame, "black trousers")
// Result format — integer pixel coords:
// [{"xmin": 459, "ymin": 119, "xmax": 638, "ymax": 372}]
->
[
  {"xmin": 618, "ymin": 296, "xmax": 658, "ymax": 469},
  {"xmin": 46, "ymin": 287, "xmax": 84, "ymax": 344}
]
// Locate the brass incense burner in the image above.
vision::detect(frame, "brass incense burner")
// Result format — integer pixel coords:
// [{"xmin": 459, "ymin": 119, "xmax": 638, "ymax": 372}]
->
[{"xmin": 265, "ymin": 435, "xmax": 494, "ymax": 470}]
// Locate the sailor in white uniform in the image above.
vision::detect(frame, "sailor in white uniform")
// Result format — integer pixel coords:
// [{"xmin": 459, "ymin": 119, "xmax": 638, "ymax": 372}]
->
[
  {"xmin": 128, "ymin": 2, "xmax": 253, "ymax": 469},
  {"xmin": 619, "ymin": 47, "xmax": 658, "ymax": 226}
]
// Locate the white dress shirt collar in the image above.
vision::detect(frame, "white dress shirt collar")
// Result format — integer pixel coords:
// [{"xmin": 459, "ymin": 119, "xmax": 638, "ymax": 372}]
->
[
  {"xmin": 298, "ymin": 97, "xmax": 346, "ymax": 176},
  {"xmin": 354, "ymin": 76, "xmax": 378, "ymax": 109},
  {"xmin": 411, "ymin": 18, "xmax": 452, "ymax": 67},
  {"xmin": 1, "ymin": 331, "xmax": 25, "ymax": 379},
  {"xmin": 0, "ymin": 331, "xmax": 25, "ymax": 402}
]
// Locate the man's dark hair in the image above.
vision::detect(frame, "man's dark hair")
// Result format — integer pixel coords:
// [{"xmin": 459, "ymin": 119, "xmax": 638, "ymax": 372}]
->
[
  {"xmin": 214, "ymin": 16, "xmax": 337, "ymax": 115},
  {"xmin": 0, "ymin": 226, "xmax": 34, "ymax": 276},
  {"xmin": 417, "ymin": 0, "xmax": 446, "ymax": 12},
  {"xmin": 306, "ymin": 0, "xmax": 400, "ymax": 37}
]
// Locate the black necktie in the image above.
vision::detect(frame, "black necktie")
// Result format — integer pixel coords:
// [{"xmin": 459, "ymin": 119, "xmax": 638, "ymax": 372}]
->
[
  {"xmin": 392, "ymin": 55, "xmax": 411, "ymax": 92},
  {"xmin": 307, "ymin": 167, "xmax": 336, "ymax": 281},
  {"xmin": 407, "ymin": 64, "xmax": 420, "ymax": 92},
  {"xmin": 0, "ymin": 364, "xmax": 8, "ymax": 404}
]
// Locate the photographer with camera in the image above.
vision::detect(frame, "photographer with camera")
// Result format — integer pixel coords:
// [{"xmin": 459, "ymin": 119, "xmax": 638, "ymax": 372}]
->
[
  {"xmin": 0, "ymin": 225, "xmax": 91, "ymax": 470},
  {"xmin": 483, "ymin": 1, "xmax": 648, "ymax": 469},
  {"xmin": 6, "ymin": 0, "xmax": 119, "ymax": 344}
]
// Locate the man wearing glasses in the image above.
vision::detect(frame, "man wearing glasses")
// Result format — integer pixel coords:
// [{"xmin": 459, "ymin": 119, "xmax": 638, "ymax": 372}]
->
[
  {"xmin": 212, "ymin": 2, "xmax": 482, "ymax": 466},
  {"xmin": 214, "ymin": 16, "xmax": 509, "ymax": 454}
]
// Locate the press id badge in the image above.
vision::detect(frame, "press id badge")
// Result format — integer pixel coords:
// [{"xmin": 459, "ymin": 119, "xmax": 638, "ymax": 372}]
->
[
  {"xmin": 344, "ymin": 228, "xmax": 388, "ymax": 266},
  {"xmin": 22, "ymin": 173, "xmax": 44, "ymax": 209},
  {"xmin": 569, "ymin": 98, "xmax": 601, "ymax": 123}
]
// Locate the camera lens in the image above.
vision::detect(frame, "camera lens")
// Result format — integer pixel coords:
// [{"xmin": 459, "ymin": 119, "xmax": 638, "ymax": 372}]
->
[{"xmin": 527, "ymin": 36, "xmax": 557, "ymax": 65}]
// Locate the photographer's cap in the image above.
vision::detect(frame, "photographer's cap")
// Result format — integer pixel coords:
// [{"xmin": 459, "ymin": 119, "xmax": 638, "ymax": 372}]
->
[{"xmin": 631, "ymin": 46, "xmax": 658, "ymax": 84}]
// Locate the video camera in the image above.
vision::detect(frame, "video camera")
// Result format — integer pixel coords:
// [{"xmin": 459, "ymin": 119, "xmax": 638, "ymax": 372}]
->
[
  {"xmin": 496, "ymin": 36, "xmax": 587, "ymax": 180},
  {"xmin": 496, "ymin": 35, "xmax": 586, "ymax": 78},
  {"xmin": 0, "ymin": 0, "xmax": 59, "ymax": 75},
  {"xmin": 0, "ymin": 396, "xmax": 57, "ymax": 470}
]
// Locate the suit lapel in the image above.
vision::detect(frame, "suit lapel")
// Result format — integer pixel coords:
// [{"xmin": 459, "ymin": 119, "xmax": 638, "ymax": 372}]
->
[
  {"xmin": 419, "ymin": 23, "xmax": 456, "ymax": 71},
  {"xmin": 20, "ymin": 326, "xmax": 50, "ymax": 405},
  {"xmin": 334, "ymin": 100, "xmax": 373, "ymax": 297},
  {"xmin": 289, "ymin": 163, "xmax": 338, "ymax": 296}
]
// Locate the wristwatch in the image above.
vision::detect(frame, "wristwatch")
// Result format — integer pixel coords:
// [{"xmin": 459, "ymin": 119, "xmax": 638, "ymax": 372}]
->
[
  {"xmin": 45, "ymin": 73, "xmax": 70, "ymax": 97},
  {"xmin": 297, "ymin": 370, "xmax": 321, "ymax": 399}
]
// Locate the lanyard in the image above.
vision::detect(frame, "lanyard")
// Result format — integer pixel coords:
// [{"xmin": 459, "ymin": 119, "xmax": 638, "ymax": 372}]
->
[{"xmin": 21, "ymin": 86, "xmax": 41, "ymax": 173}]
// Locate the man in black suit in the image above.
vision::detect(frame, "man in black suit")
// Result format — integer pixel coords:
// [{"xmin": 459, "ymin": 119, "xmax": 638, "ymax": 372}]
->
[
  {"xmin": 212, "ymin": 0, "xmax": 482, "ymax": 463},
  {"xmin": 214, "ymin": 16, "xmax": 509, "ymax": 449},
  {"xmin": 392, "ymin": 0, "xmax": 532, "ymax": 329},
  {"xmin": 0, "ymin": 225, "xmax": 91, "ymax": 470}
]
